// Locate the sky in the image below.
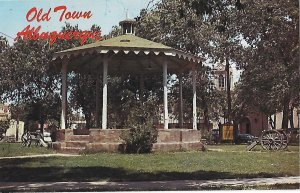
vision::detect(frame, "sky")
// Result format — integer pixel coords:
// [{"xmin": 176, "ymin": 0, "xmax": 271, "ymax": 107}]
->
[
  {"xmin": 0, "ymin": 0, "xmax": 240, "ymax": 81},
  {"xmin": 0, "ymin": 0, "xmax": 157, "ymax": 44}
]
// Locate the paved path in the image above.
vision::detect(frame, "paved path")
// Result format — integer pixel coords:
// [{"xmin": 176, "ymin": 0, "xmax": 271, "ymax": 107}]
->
[
  {"xmin": 0, "ymin": 153, "xmax": 79, "ymax": 160},
  {"xmin": 0, "ymin": 176, "xmax": 299, "ymax": 191}
]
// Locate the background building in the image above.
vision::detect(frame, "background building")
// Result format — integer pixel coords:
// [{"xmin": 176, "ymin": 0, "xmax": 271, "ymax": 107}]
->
[
  {"xmin": 0, "ymin": 104, "xmax": 24, "ymax": 141},
  {"xmin": 272, "ymin": 109, "xmax": 299, "ymax": 129},
  {"xmin": 0, "ymin": 104, "xmax": 10, "ymax": 121},
  {"xmin": 211, "ymin": 63, "xmax": 268, "ymax": 137},
  {"xmin": 212, "ymin": 62, "xmax": 234, "ymax": 91}
]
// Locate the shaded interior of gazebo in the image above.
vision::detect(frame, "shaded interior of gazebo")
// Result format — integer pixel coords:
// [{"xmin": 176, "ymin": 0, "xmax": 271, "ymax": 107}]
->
[{"xmin": 50, "ymin": 19, "xmax": 204, "ymax": 153}]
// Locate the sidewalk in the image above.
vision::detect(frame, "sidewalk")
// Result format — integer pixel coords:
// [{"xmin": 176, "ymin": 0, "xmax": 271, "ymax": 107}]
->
[
  {"xmin": 0, "ymin": 176, "xmax": 299, "ymax": 191},
  {"xmin": 0, "ymin": 153, "xmax": 79, "ymax": 160}
]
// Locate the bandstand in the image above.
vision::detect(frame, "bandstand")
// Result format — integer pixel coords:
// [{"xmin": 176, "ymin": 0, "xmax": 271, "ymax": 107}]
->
[{"xmin": 51, "ymin": 19, "xmax": 204, "ymax": 152}]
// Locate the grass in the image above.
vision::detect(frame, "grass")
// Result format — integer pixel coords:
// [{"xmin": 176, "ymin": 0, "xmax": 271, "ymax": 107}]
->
[
  {"xmin": 0, "ymin": 142, "xmax": 56, "ymax": 157},
  {"xmin": 208, "ymin": 143, "xmax": 300, "ymax": 152},
  {"xmin": 0, "ymin": 143, "xmax": 299, "ymax": 183},
  {"xmin": 195, "ymin": 183, "xmax": 300, "ymax": 190}
]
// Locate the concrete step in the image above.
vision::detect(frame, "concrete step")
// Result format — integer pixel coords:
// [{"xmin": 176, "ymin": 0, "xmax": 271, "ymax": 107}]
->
[
  {"xmin": 60, "ymin": 147, "xmax": 86, "ymax": 154},
  {"xmin": 86, "ymin": 142, "xmax": 123, "ymax": 153},
  {"xmin": 67, "ymin": 135, "xmax": 90, "ymax": 142},
  {"xmin": 65, "ymin": 141, "xmax": 89, "ymax": 148}
]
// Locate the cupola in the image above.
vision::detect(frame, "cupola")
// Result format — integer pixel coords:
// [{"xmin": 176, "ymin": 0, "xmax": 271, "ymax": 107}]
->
[{"xmin": 119, "ymin": 18, "xmax": 136, "ymax": 35}]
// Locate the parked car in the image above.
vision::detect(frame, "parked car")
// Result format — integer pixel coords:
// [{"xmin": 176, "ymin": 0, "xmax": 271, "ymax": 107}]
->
[
  {"xmin": 287, "ymin": 128, "xmax": 299, "ymax": 144},
  {"xmin": 237, "ymin": 134, "xmax": 255, "ymax": 144},
  {"xmin": 287, "ymin": 128, "xmax": 299, "ymax": 135},
  {"xmin": 211, "ymin": 129, "xmax": 220, "ymax": 144}
]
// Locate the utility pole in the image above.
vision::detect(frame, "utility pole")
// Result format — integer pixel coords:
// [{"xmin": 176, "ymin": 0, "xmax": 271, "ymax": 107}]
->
[{"xmin": 225, "ymin": 58, "xmax": 232, "ymax": 123}]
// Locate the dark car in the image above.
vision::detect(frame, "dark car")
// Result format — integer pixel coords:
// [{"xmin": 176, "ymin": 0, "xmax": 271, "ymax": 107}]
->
[
  {"xmin": 211, "ymin": 129, "xmax": 220, "ymax": 144},
  {"xmin": 237, "ymin": 134, "xmax": 254, "ymax": 144},
  {"xmin": 287, "ymin": 128, "xmax": 299, "ymax": 135},
  {"xmin": 287, "ymin": 128, "xmax": 299, "ymax": 143}
]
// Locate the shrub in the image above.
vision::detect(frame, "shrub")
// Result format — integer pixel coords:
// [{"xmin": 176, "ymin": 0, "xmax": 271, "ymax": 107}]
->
[
  {"xmin": 0, "ymin": 119, "xmax": 10, "ymax": 134},
  {"xmin": 121, "ymin": 121, "xmax": 158, "ymax": 154}
]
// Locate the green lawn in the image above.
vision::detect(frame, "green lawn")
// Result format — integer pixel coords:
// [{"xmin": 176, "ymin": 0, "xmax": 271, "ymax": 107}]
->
[
  {"xmin": 0, "ymin": 143, "xmax": 298, "ymax": 182},
  {"xmin": 0, "ymin": 142, "xmax": 56, "ymax": 157},
  {"xmin": 208, "ymin": 144, "xmax": 300, "ymax": 152}
]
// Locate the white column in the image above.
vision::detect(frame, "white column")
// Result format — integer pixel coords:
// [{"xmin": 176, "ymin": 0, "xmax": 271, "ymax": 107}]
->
[
  {"xmin": 61, "ymin": 63, "xmax": 67, "ymax": 129},
  {"xmin": 163, "ymin": 61, "xmax": 169, "ymax": 129},
  {"xmin": 179, "ymin": 75, "xmax": 183, "ymax": 128},
  {"xmin": 102, "ymin": 58, "xmax": 108, "ymax": 129},
  {"xmin": 95, "ymin": 74, "xmax": 100, "ymax": 128},
  {"xmin": 192, "ymin": 69, "xmax": 197, "ymax": 130}
]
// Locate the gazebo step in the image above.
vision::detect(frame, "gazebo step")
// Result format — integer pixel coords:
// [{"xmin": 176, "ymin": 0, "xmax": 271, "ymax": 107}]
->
[
  {"xmin": 67, "ymin": 135, "xmax": 90, "ymax": 141},
  {"xmin": 86, "ymin": 142, "xmax": 123, "ymax": 153},
  {"xmin": 65, "ymin": 141, "xmax": 89, "ymax": 148},
  {"xmin": 60, "ymin": 147, "xmax": 85, "ymax": 154}
]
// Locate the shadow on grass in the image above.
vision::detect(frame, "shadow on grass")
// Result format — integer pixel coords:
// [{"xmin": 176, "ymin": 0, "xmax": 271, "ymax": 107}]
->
[{"xmin": 0, "ymin": 157, "xmax": 287, "ymax": 182}]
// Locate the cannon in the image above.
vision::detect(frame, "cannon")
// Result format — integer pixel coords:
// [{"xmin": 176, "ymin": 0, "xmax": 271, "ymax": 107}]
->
[
  {"xmin": 247, "ymin": 129, "xmax": 289, "ymax": 151},
  {"xmin": 21, "ymin": 130, "xmax": 52, "ymax": 147}
]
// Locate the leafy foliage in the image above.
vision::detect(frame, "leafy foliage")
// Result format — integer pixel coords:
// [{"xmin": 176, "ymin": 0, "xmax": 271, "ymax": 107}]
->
[
  {"xmin": 120, "ymin": 103, "xmax": 158, "ymax": 154},
  {"xmin": 0, "ymin": 23, "xmax": 103, "ymax": 130},
  {"xmin": 137, "ymin": 0, "xmax": 299, "ymax": 128},
  {"xmin": 0, "ymin": 36, "xmax": 61, "ymax": 130},
  {"xmin": 0, "ymin": 119, "xmax": 10, "ymax": 134},
  {"xmin": 232, "ymin": 0, "xmax": 299, "ymax": 128},
  {"xmin": 120, "ymin": 123, "xmax": 158, "ymax": 154},
  {"xmin": 58, "ymin": 23, "xmax": 103, "ymax": 129}
]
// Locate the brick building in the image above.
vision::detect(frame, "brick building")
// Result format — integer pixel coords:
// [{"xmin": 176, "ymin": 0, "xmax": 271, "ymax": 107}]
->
[{"xmin": 211, "ymin": 63, "xmax": 268, "ymax": 137}]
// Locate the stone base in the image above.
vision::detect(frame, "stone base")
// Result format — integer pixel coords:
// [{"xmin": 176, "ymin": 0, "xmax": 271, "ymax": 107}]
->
[{"xmin": 53, "ymin": 129, "xmax": 204, "ymax": 153}]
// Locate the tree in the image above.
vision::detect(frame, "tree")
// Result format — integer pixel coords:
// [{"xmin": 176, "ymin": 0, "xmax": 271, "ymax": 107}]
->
[
  {"xmin": 136, "ymin": 0, "xmax": 299, "ymax": 130},
  {"xmin": 233, "ymin": 0, "xmax": 299, "ymax": 129},
  {"xmin": 135, "ymin": 0, "xmax": 243, "ymax": 126},
  {"xmin": 0, "ymin": 23, "xmax": 104, "ymax": 131},
  {"xmin": 56, "ymin": 23, "xmax": 103, "ymax": 129},
  {"xmin": 0, "ymin": 37, "xmax": 60, "ymax": 138},
  {"xmin": 103, "ymin": 25, "xmax": 122, "ymax": 39},
  {"xmin": 0, "ymin": 120, "xmax": 10, "ymax": 134},
  {"xmin": 168, "ymin": 66, "xmax": 226, "ymax": 129}
]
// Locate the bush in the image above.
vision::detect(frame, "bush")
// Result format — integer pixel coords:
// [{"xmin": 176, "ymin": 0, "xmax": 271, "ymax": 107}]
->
[
  {"xmin": 121, "ymin": 121, "xmax": 158, "ymax": 154},
  {"xmin": 0, "ymin": 119, "xmax": 10, "ymax": 134}
]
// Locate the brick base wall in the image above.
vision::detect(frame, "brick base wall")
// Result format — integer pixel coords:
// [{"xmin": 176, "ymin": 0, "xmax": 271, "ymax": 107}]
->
[{"xmin": 54, "ymin": 129, "xmax": 203, "ymax": 153}]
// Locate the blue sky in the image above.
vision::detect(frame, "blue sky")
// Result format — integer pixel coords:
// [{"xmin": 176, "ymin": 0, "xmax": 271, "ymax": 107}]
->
[
  {"xmin": 0, "ymin": 0, "xmax": 240, "ymax": 81},
  {"xmin": 0, "ymin": 0, "xmax": 156, "ymax": 44}
]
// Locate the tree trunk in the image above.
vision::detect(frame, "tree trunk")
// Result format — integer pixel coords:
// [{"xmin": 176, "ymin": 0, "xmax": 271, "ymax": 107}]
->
[
  {"xmin": 40, "ymin": 119, "xmax": 45, "ymax": 131},
  {"xmin": 203, "ymin": 104, "xmax": 209, "ymax": 130},
  {"xmin": 85, "ymin": 113, "xmax": 92, "ymax": 129},
  {"xmin": 225, "ymin": 58, "xmax": 232, "ymax": 123},
  {"xmin": 289, "ymin": 107, "xmax": 294, "ymax": 129},
  {"xmin": 281, "ymin": 97, "xmax": 289, "ymax": 130}
]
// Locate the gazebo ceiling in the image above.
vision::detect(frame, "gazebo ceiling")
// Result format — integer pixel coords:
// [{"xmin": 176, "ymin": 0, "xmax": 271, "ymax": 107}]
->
[{"xmin": 52, "ymin": 34, "xmax": 202, "ymax": 75}]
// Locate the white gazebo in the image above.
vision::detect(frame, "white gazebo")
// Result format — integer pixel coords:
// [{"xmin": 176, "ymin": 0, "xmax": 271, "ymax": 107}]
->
[
  {"xmin": 52, "ymin": 19, "xmax": 202, "ymax": 131},
  {"xmin": 53, "ymin": 19, "xmax": 202, "ymax": 152}
]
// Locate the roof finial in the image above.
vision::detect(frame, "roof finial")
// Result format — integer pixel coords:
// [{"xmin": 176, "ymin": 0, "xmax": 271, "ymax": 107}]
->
[
  {"xmin": 119, "ymin": 11, "xmax": 136, "ymax": 35},
  {"xmin": 125, "ymin": 9, "xmax": 129, "ymax": 19}
]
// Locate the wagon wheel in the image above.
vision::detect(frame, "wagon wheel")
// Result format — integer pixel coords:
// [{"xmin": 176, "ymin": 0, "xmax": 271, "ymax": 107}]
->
[
  {"xmin": 260, "ymin": 130, "xmax": 283, "ymax": 150},
  {"xmin": 21, "ymin": 132, "xmax": 32, "ymax": 147},
  {"xmin": 277, "ymin": 130, "xmax": 288, "ymax": 149}
]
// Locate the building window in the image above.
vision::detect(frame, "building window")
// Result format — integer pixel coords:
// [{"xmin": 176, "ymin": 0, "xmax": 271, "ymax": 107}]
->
[{"xmin": 219, "ymin": 74, "xmax": 225, "ymax": 88}]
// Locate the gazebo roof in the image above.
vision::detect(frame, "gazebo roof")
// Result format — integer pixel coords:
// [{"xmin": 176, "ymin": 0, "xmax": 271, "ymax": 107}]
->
[
  {"xmin": 57, "ymin": 34, "xmax": 171, "ymax": 53},
  {"xmin": 52, "ymin": 34, "xmax": 202, "ymax": 75}
]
